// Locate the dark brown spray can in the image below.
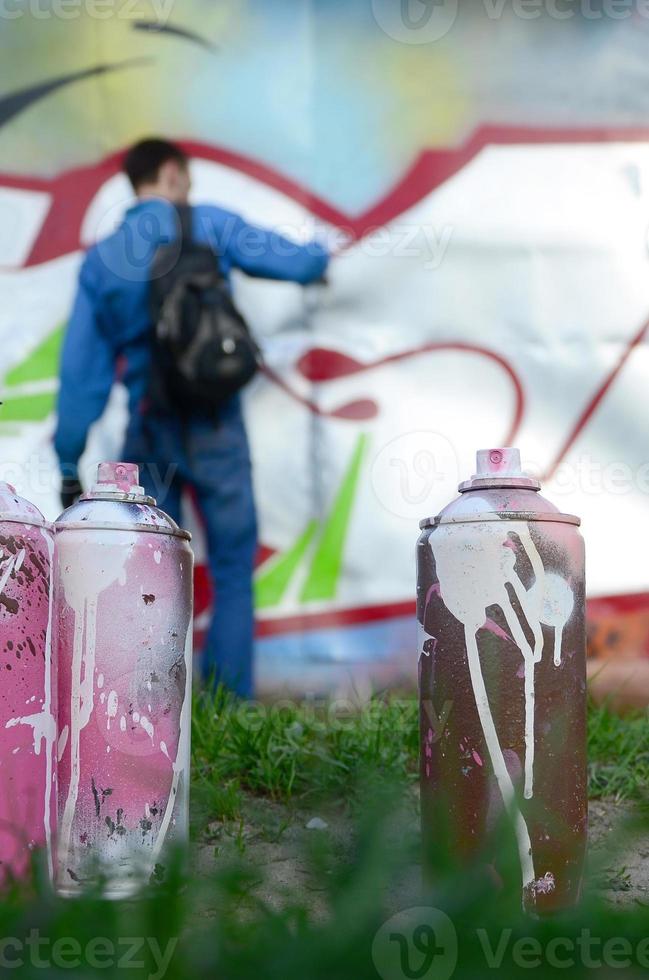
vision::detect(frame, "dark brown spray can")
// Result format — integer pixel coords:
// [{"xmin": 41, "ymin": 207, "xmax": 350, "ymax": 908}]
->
[{"xmin": 418, "ymin": 448, "xmax": 587, "ymax": 912}]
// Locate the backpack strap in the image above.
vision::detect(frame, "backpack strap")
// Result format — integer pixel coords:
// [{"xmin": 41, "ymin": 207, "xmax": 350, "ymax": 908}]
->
[{"xmin": 177, "ymin": 204, "xmax": 194, "ymax": 252}]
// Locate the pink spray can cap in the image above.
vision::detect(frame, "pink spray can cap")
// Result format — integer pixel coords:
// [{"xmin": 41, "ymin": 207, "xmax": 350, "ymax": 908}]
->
[
  {"xmin": 85, "ymin": 462, "xmax": 148, "ymax": 499},
  {"xmin": 477, "ymin": 447, "xmax": 523, "ymax": 477},
  {"xmin": 459, "ymin": 448, "xmax": 541, "ymax": 493}
]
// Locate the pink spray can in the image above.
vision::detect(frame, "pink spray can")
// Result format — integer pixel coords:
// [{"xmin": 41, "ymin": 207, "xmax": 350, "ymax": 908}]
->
[
  {"xmin": 0, "ymin": 480, "xmax": 55, "ymax": 881},
  {"xmin": 53, "ymin": 463, "xmax": 193, "ymax": 897}
]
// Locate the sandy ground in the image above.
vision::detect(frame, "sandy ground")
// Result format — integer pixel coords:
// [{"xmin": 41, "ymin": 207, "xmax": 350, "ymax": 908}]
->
[
  {"xmin": 589, "ymin": 799, "xmax": 649, "ymax": 907},
  {"xmin": 192, "ymin": 795, "xmax": 649, "ymax": 917}
]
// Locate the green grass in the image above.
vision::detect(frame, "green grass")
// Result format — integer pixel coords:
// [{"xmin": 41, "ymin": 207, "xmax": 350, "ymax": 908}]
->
[
  {"xmin": 1, "ymin": 777, "xmax": 648, "ymax": 980},
  {"xmin": 191, "ymin": 688, "xmax": 419, "ymax": 825},
  {"xmin": 0, "ymin": 694, "xmax": 644, "ymax": 978},
  {"xmin": 192, "ymin": 689, "xmax": 649, "ymax": 822},
  {"xmin": 587, "ymin": 702, "xmax": 649, "ymax": 802}
]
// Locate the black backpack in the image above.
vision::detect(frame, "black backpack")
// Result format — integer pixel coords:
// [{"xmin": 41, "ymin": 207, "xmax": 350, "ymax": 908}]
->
[{"xmin": 148, "ymin": 204, "xmax": 261, "ymax": 415}]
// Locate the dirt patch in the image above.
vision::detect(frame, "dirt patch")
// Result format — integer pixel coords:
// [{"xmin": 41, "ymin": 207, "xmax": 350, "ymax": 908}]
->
[
  {"xmin": 192, "ymin": 796, "xmax": 354, "ymax": 920},
  {"xmin": 589, "ymin": 799, "xmax": 649, "ymax": 907},
  {"xmin": 192, "ymin": 795, "xmax": 649, "ymax": 916}
]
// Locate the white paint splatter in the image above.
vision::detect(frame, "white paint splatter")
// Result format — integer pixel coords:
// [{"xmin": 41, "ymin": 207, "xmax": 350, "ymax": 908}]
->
[
  {"xmin": 464, "ymin": 627, "xmax": 535, "ymax": 890},
  {"xmin": 0, "ymin": 548, "xmax": 22, "ymax": 594},
  {"xmin": 57, "ymin": 725, "xmax": 69, "ymax": 763},
  {"xmin": 535, "ymin": 871, "xmax": 556, "ymax": 895},
  {"xmin": 97, "ymin": 673, "xmax": 104, "ymax": 689},
  {"xmin": 40, "ymin": 529, "xmax": 55, "ymax": 878},
  {"xmin": 57, "ymin": 532, "xmax": 129, "ymax": 872},
  {"xmin": 151, "ymin": 625, "xmax": 192, "ymax": 866},
  {"xmin": 431, "ymin": 521, "xmax": 574, "ymax": 894},
  {"xmin": 106, "ymin": 690, "xmax": 118, "ymax": 729},
  {"xmin": 537, "ymin": 573, "xmax": 574, "ymax": 668},
  {"xmin": 140, "ymin": 716, "xmax": 154, "ymax": 742},
  {"xmin": 120, "ymin": 716, "xmax": 127, "ymax": 733},
  {"xmin": 153, "ymin": 551, "xmax": 161, "ymax": 564}
]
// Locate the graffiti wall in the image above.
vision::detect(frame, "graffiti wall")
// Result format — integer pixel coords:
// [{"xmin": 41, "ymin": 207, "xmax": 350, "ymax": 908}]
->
[{"xmin": 3, "ymin": 2, "xmax": 649, "ymax": 692}]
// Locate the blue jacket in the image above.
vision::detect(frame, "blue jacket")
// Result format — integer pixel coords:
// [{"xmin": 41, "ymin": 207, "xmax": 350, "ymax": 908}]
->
[{"xmin": 54, "ymin": 198, "xmax": 329, "ymax": 472}]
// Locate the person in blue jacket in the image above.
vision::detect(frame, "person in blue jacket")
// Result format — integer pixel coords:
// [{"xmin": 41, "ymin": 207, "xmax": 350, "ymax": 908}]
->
[{"xmin": 54, "ymin": 138, "xmax": 329, "ymax": 698}]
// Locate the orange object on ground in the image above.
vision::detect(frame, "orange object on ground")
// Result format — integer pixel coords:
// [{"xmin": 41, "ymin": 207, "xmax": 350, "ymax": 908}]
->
[{"xmin": 587, "ymin": 658, "xmax": 649, "ymax": 713}]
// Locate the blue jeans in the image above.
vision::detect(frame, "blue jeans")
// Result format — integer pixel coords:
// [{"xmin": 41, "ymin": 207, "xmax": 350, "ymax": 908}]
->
[{"xmin": 123, "ymin": 397, "xmax": 257, "ymax": 698}]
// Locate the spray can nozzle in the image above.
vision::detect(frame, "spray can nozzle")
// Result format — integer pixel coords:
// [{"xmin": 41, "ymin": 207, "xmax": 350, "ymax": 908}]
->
[
  {"xmin": 459, "ymin": 448, "xmax": 540, "ymax": 493},
  {"xmin": 476, "ymin": 447, "xmax": 523, "ymax": 478},
  {"xmin": 85, "ymin": 462, "xmax": 149, "ymax": 500}
]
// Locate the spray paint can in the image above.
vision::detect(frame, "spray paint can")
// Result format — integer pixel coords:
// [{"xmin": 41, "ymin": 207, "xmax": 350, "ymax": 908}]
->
[
  {"xmin": 0, "ymin": 480, "xmax": 55, "ymax": 880},
  {"xmin": 418, "ymin": 448, "xmax": 586, "ymax": 912},
  {"xmin": 54, "ymin": 463, "xmax": 193, "ymax": 897}
]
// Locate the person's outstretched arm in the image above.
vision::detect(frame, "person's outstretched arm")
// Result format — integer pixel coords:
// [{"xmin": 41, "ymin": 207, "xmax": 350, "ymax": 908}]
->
[
  {"xmin": 204, "ymin": 208, "xmax": 329, "ymax": 285},
  {"xmin": 54, "ymin": 252, "xmax": 115, "ymax": 506}
]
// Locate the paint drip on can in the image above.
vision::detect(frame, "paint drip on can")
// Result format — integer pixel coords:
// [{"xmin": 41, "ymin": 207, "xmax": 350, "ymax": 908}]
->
[
  {"xmin": 53, "ymin": 462, "xmax": 193, "ymax": 898},
  {"xmin": 417, "ymin": 448, "xmax": 587, "ymax": 912},
  {"xmin": 0, "ymin": 479, "xmax": 55, "ymax": 881}
]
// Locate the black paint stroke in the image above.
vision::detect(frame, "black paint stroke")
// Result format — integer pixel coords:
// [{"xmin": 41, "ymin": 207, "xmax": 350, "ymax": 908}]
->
[
  {"xmin": 0, "ymin": 59, "xmax": 151, "ymax": 129},
  {"xmin": 132, "ymin": 20, "xmax": 217, "ymax": 52}
]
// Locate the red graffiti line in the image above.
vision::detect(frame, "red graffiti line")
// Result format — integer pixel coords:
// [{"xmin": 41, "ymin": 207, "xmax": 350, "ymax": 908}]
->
[
  {"xmin": 543, "ymin": 313, "xmax": 649, "ymax": 481},
  {"xmin": 4, "ymin": 124, "xmax": 649, "ymax": 268},
  {"xmin": 265, "ymin": 342, "xmax": 525, "ymax": 445}
]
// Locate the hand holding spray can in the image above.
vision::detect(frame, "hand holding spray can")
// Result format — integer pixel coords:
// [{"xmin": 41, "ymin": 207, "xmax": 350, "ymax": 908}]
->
[
  {"xmin": 418, "ymin": 449, "xmax": 586, "ymax": 912},
  {"xmin": 0, "ymin": 480, "xmax": 55, "ymax": 881},
  {"xmin": 54, "ymin": 463, "xmax": 193, "ymax": 897}
]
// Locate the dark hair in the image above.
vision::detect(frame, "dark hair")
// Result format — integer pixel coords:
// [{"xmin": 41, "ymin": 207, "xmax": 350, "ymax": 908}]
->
[{"xmin": 122, "ymin": 138, "xmax": 188, "ymax": 190}]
